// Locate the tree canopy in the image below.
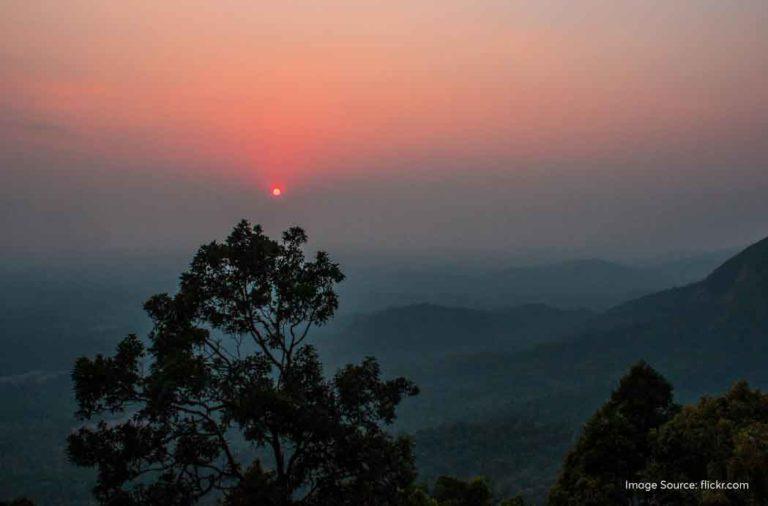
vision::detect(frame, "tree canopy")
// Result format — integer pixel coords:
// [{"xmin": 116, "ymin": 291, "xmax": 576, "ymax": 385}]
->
[
  {"xmin": 67, "ymin": 220, "xmax": 419, "ymax": 505},
  {"xmin": 646, "ymin": 380, "xmax": 768, "ymax": 505},
  {"xmin": 549, "ymin": 361, "xmax": 678, "ymax": 505},
  {"xmin": 550, "ymin": 362, "xmax": 768, "ymax": 505}
]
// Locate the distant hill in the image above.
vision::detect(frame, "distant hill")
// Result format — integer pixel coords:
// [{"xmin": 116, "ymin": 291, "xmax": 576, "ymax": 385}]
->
[
  {"xmin": 320, "ymin": 303, "xmax": 593, "ymax": 369},
  {"xmin": 0, "ymin": 248, "xmax": 732, "ymax": 375},
  {"xmin": 313, "ymin": 241, "xmax": 764, "ymax": 429},
  {"xmin": 486, "ymin": 258, "xmax": 668, "ymax": 309},
  {"xmin": 0, "ymin": 262, "xmax": 174, "ymax": 376},
  {"xmin": 405, "ymin": 236, "xmax": 768, "ymax": 415},
  {"xmin": 338, "ymin": 251, "xmax": 735, "ymax": 312},
  {"xmin": 411, "ymin": 236, "xmax": 768, "ymax": 502}
]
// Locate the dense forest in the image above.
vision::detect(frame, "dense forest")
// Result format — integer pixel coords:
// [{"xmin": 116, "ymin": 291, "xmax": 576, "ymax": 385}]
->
[{"xmin": 2, "ymin": 221, "xmax": 768, "ymax": 504}]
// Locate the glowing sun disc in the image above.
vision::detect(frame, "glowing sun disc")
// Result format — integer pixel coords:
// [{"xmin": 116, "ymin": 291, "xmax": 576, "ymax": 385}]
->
[{"xmin": 271, "ymin": 187, "xmax": 282, "ymax": 197}]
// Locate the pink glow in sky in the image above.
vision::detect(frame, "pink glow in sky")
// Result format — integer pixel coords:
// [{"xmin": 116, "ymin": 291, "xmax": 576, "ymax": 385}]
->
[{"xmin": 2, "ymin": 1, "xmax": 767, "ymax": 257}]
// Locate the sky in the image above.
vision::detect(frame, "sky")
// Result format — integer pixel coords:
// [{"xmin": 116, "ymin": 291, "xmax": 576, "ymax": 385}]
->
[{"xmin": 2, "ymin": 0, "xmax": 767, "ymax": 262}]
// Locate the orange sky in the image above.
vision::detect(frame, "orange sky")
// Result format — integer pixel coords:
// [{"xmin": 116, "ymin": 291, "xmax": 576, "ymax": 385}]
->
[
  {"xmin": 2, "ymin": 0, "xmax": 768, "ymax": 256},
  {"xmin": 5, "ymin": 1, "xmax": 766, "ymax": 179}
]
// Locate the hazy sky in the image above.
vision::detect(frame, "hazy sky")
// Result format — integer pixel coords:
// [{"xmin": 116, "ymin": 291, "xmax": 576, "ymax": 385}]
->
[{"xmin": 2, "ymin": 0, "xmax": 767, "ymax": 261}]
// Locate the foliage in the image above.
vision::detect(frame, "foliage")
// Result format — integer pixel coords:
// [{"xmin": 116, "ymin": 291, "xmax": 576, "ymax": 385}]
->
[
  {"xmin": 645, "ymin": 380, "xmax": 768, "ymax": 505},
  {"xmin": 549, "ymin": 361, "xmax": 678, "ymax": 505},
  {"xmin": 66, "ymin": 220, "xmax": 419, "ymax": 505},
  {"xmin": 551, "ymin": 363, "xmax": 768, "ymax": 505}
]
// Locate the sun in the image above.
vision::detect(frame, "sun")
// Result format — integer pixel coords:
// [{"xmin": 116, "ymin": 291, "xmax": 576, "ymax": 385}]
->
[{"xmin": 271, "ymin": 187, "xmax": 282, "ymax": 197}]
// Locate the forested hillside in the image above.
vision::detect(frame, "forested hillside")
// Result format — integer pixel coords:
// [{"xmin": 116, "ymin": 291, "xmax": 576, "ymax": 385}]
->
[{"xmin": 409, "ymin": 237, "xmax": 768, "ymax": 502}]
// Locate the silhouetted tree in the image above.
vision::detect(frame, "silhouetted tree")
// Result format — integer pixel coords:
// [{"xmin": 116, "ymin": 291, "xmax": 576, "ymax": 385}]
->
[
  {"xmin": 67, "ymin": 220, "xmax": 418, "ymax": 505},
  {"xmin": 645, "ymin": 380, "xmax": 768, "ymax": 505},
  {"xmin": 549, "ymin": 361, "xmax": 678, "ymax": 505}
]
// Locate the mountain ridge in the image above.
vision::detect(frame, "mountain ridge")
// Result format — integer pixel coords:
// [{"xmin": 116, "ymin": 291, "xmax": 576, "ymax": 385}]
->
[{"xmin": 412, "ymin": 235, "xmax": 768, "ymax": 501}]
